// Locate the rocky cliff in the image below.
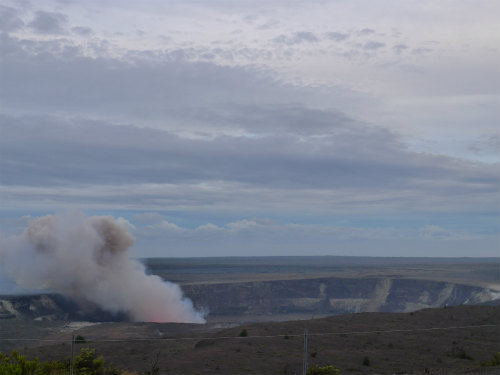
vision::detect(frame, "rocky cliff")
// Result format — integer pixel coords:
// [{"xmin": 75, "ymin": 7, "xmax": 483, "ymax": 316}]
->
[
  {"xmin": 0, "ymin": 294, "xmax": 126, "ymax": 321},
  {"xmin": 182, "ymin": 277, "xmax": 500, "ymax": 318},
  {"xmin": 1, "ymin": 277, "xmax": 498, "ymax": 322}
]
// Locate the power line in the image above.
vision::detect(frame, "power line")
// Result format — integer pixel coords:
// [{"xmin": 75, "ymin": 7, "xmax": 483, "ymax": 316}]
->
[{"xmin": 0, "ymin": 324, "xmax": 497, "ymax": 343}]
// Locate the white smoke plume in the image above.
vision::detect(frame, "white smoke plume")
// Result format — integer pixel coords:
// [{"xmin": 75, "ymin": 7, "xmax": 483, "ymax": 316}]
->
[{"xmin": 0, "ymin": 213, "xmax": 205, "ymax": 323}]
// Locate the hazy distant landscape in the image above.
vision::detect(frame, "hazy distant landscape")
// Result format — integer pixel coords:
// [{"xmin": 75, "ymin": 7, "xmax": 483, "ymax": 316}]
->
[
  {"xmin": 3, "ymin": 256, "xmax": 499, "ymax": 323},
  {"xmin": 144, "ymin": 256, "xmax": 500, "ymax": 323},
  {"xmin": 1, "ymin": 256, "xmax": 499, "ymax": 374},
  {"xmin": 144, "ymin": 256, "xmax": 500, "ymax": 288}
]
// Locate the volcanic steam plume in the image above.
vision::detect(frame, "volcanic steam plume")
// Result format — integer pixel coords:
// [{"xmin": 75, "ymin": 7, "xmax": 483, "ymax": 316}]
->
[{"xmin": 0, "ymin": 213, "xmax": 205, "ymax": 323}]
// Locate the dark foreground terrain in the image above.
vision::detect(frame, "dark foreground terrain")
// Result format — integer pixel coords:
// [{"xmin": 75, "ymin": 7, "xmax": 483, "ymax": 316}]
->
[{"xmin": 1, "ymin": 305, "xmax": 499, "ymax": 374}]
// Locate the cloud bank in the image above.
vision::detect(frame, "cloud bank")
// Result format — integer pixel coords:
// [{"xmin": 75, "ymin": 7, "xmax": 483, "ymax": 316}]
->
[{"xmin": 0, "ymin": 0, "xmax": 498, "ymax": 257}]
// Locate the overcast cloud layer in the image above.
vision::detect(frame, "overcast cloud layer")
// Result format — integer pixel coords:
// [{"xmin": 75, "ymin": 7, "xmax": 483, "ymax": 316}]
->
[{"xmin": 0, "ymin": 0, "xmax": 498, "ymax": 257}]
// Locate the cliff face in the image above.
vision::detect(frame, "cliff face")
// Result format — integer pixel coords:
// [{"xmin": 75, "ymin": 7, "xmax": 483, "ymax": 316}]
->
[
  {"xmin": 0, "ymin": 294, "xmax": 127, "ymax": 321},
  {"xmin": 182, "ymin": 277, "xmax": 500, "ymax": 317},
  {"xmin": 1, "ymin": 277, "xmax": 498, "ymax": 322}
]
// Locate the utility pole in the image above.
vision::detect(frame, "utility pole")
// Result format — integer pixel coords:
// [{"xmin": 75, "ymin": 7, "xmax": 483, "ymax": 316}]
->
[
  {"xmin": 70, "ymin": 334, "xmax": 75, "ymax": 375},
  {"xmin": 302, "ymin": 329, "xmax": 308, "ymax": 375}
]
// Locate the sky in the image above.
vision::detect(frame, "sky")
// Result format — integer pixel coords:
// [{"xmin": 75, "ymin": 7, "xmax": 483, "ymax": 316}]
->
[{"xmin": 0, "ymin": 0, "xmax": 498, "ymax": 258}]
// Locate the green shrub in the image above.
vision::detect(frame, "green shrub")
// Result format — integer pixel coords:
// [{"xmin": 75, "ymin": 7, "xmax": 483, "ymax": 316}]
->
[
  {"xmin": 74, "ymin": 335, "xmax": 86, "ymax": 344},
  {"xmin": 239, "ymin": 329, "xmax": 248, "ymax": 337},
  {"xmin": 74, "ymin": 348, "xmax": 105, "ymax": 375},
  {"xmin": 38, "ymin": 359, "xmax": 69, "ymax": 375},
  {"xmin": 0, "ymin": 350, "xmax": 39, "ymax": 375},
  {"xmin": 481, "ymin": 352, "xmax": 500, "ymax": 367},
  {"xmin": 362, "ymin": 356, "xmax": 370, "ymax": 366},
  {"xmin": 450, "ymin": 347, "xmax": 473, "ymax": 360},
  {"xmin": 0, "ymin": 348, "xmax": 121, "ymax": 375}
]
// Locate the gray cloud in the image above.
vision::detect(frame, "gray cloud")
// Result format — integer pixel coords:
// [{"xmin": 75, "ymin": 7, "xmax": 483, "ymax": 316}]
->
[
  {"xmin": 412, "ymin": 47, "xmax": 433, "ymax": 55},
  {"xmin": 131, "ymin": 217, "xmax": 498, "ymax": 257},
  {"xmin": 1, "ymin": 32, "xmax": 343, "ymax": 134},
  {"xmin": 71, "ymin": 26, "xmax": 92, "ymax": 36},
  {"xmin": 256, "ymin": 20, "xmax": 280, "ymax": 30},
  {"xmin": 141, "ymin": 220, "xmax": 493, "ymax": 249},
  {"xmin": 0, "ymin": 5, "xmax": 24, "ymax": 32},
  {"xmin": 0, "ymin": 31, "xmax": 498, "ymax": 215},
  {"xmin": 242, "ymin": 13, "xmax": 260, "ymax": 23},
  {"xmin": 420, "ymin": 225, "xmax": 452, "ymax": 239},
  {"xmin": 0, "ymin": 33, "xmax": 282, "ymax": 122},
  {"xmin": 468, "ymin": 134, "xmax": 500, "ymax": 155},
  {"xmin": 362, "ymin": 40, "xmax": 385, "ymax": 50},
  {"xmin": 357, "ymin": 28, "xmax": 375, "ymax": 36},
  {"xmin": 273, "ymin": 31, "xmax": 319, "ymax": 45},
  {"xmin": 353, "ymin": 27, "xmax": 375, "ymax": 37},
  {"xmin": 194, "ymin": 103, "xmax": 362, "ymax": 136},
  {"xmin": 325, "ymin": 32, "xmax": 349, "ymax": 42},
  {"xmin": 393, "ymin": 43, "xmax": 408, "ymax": 54},
  {"xmin": 28, "ymin": 11, "xmax": 68, "ymax": 34},
  {"xmin": 0, "ymin": 14, "xmax": 498, "ymax": 258},
  {"xmin": 1, "ymin": 114, "xmax": 498, "ymax": 217}
]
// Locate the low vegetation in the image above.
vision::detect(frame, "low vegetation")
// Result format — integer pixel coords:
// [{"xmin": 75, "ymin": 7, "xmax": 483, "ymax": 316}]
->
[
  {"xmin": 361, "ymin": 356, "xmax": 371, "ymax": 366},
  {"xmin": 239, "ymin": 328, "xmax": 249, "ymax": 337},
  {"xmin": 1, "ymin": 305, "xmax": 498, "ymax": 374},
  {"xmin": 481, "ymin": 352, "xmax": 500, "ymax": 367},
  {"xmin": 0, "ymin": 348, "xmax": 120, "ymax": 375}
]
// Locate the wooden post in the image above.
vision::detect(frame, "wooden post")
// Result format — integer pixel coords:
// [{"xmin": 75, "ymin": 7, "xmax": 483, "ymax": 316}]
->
[
  {"xmin": 70, "ymin": 334, "xmax": 75, "ymax": 375},
  {"xmin": 303, "ymin": 329, "xmax": 308, "ymax": 375}
]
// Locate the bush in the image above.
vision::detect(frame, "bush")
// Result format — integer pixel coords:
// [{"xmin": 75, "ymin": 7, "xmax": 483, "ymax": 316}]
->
[
  {"xmin": 450, "ymin": 347, "xmax": 473, "ymax": 360},
  {"xmin": 0, "ymin": 350, "xmax": 38, "ymax": 375},
  {"xmin": 239, "ymin": 329, "xmax": 248, "ymax": 337},
  {"xmin": 481, "ymin": 352, "xmax": 500, "ymax": 367},
  {"xmin": 362, "ymin": 356, "xmax": 370, "ymax": 366},
  {"xmin": 74, "ymin": 348, "xmax": 105, "ymax": 375},
  {"xmin": 74, "ymin": 335, "xmax": 86, "ymax": 344},
  {"xmin": 38, "ymin": 359, "xmax": 69, "ymax": 375},
  {"xmin": 0, "ymin": 348, "xmax": 121, "ymax": 375}
]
